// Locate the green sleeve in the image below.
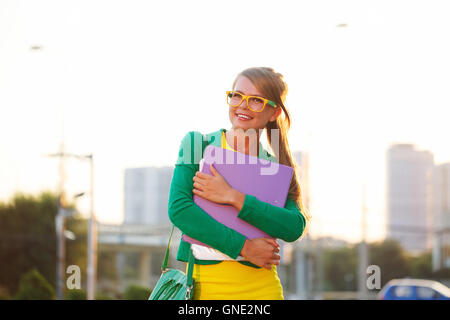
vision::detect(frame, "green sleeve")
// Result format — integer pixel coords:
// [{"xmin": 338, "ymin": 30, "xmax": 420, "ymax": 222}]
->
[
  {"xmin": 237, "ymin": 194, "xmax": 306, "ymax": 242},
  {"xmin": 168, "ymin": 131, "xmax": 247, "ymax": 259}
]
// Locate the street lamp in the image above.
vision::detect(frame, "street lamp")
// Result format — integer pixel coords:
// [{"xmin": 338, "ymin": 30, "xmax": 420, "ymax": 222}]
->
[
  {"xmin": 55, "ymin": 192, "xmax": 84, "ymax": 300},
  {"xmin": 85, "ymin": 154, "xmax": 96, "ymax": 301},
  {"xmin": 48, "ymin": 152, "xmax": 96, "ymax": 300},
  {"xmin": 65, "ymin": 154, "xmax": 96, "ymax": 301}
]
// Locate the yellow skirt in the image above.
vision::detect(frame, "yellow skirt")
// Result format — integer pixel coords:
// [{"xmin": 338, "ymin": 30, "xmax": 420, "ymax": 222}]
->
[{"xmin": 186, "ymin": 261, "xmax": 284, "ymax": 300}]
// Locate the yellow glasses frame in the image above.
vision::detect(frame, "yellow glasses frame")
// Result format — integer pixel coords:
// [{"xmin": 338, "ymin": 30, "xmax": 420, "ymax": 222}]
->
[{"xmin": 226, "ymin": 91, "xmax": 277, "ymax": 113}]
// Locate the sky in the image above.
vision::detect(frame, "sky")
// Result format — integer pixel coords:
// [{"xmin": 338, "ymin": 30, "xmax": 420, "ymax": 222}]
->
[{"xmin": 1, "ymin": 0, "xmax": 449, "ymax": 243}]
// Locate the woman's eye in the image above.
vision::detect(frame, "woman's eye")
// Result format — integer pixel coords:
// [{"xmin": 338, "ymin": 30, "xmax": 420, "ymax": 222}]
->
[{"xmin": 250, "ymin": 98, "xmax": 264, "ymax": 104}]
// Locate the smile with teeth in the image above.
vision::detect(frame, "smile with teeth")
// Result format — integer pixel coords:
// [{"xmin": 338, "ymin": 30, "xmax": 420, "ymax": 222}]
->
[{"xmin": 236, "ymin": 113, "xmax": 253, "ymax": 120}]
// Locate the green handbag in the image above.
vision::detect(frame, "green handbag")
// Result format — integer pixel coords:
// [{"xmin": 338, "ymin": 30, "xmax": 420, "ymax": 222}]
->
[{"xmin": 149, "ymin": 225, "xmax": 195, "ymax": 300}]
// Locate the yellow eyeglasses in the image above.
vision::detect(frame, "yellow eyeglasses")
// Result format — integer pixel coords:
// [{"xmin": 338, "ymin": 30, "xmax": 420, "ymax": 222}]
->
[{"xmin": 226, "ymin": 91, "xmax": 277, "ymax": 113}]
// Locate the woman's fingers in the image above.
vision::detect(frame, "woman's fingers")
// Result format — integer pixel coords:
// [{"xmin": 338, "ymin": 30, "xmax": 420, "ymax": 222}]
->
[
  {"xmin": 243, "ymin": 237, "xmax": 283, "ymax": 270},
  {"xmin": 193, "ymin": 182, "xmax": 204, "ymax": 191},
  {"xmin": 263, "ymin": 261, "xmax": 279, "ymax": 269},
  {"xmin": 264, "ymin": 238, "xmax": 280, "ymax": 248},
  {"xmin": 193, "ymin": 176, "xmax": 206, "ymax": 184},
  {"xmin": 261, "ymin": 252, "xmax": 280, "ymax": 270},
  {"xmin": 266, "ymin": 256, "xmax": 280, "ymax": 268},
  {"xmin": 192, "ymin": 189, "xmax": 205, "ymax": 197},
  {"xmin": 195, "ymin": 171, "xmax": 212, "ymax": 180}
]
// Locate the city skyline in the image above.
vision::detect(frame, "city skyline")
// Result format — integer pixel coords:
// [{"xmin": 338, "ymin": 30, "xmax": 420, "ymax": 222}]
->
[
  {"xmin": 386, "ymin": 143, "xmax": 434, "ymax": 252},
  {"xmin": 1, "ymin": 0, "xmax": 450, "ymax": 244}
]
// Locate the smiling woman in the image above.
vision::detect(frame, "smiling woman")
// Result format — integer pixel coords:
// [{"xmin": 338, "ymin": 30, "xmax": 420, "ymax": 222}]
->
[{"xmin": 167, "ymin": 67, "xmax": 311, "ymax": 300}]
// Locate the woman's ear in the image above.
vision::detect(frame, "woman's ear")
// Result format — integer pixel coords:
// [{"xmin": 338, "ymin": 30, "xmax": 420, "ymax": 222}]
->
[{"xmin": 269, "ymin": 107, "xmax": 282, "ymax": 122}]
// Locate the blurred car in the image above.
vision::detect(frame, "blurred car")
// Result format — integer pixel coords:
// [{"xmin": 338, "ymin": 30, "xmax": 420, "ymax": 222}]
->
[{"xmin": 378, "ymin": 278, "xmax": 450, "ymax": 300}]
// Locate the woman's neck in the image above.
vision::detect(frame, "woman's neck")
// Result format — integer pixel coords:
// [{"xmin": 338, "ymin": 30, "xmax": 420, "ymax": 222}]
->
[{"xmin": 225, "ymin": 128, "xmax": 261, "ymax": 156}]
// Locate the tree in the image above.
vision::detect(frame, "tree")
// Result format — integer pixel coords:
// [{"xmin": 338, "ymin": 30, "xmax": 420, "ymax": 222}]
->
[
  {"xmin": 14, "ymin": 269, "xmax": 55, "ymax": 300},
  {"xmin": 323, "ymin": 245, "xmax": 358, "ymax": 291},
  {"xmin": 0, "ymin": 192, "xmax": 58, "ymax": 295},
  {"xmin": 408, "ymin": 251, "xmax": 432, "ymax": 279},
  {"xmin": 65, "ymin": 289, "xmax": 87, "ymax": 300},
  {"xmin": 0, "ymin": 191, "xmax": 88, "ymax": 297},
  {"xmin": 123, "ymin": 284, "xmax": 152, "ymax": 300},
  {"xmin": 95, "ymin": 292, "xmax": 115, "ymax": 300},
  {"xmin": 369, "ymin": 239, "xmax": 410, "ymax": 287}
]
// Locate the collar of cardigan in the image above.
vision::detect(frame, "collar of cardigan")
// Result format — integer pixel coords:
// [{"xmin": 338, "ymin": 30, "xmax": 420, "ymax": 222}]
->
[{"xmin": 204, "ymin": 128, "xmax": 278, "ymax": 163}]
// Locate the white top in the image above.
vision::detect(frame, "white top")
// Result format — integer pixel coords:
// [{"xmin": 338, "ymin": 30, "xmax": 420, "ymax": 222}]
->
[{"xmin": 191, "ymin": 243, "xmax": 246, "ymax": 261}]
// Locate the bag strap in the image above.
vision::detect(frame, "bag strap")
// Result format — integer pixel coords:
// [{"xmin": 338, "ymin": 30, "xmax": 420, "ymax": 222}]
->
[
  {"xmin": 161, "ymin": 225, "xmax": 175, "ymax": 272},
  {"xmin": 186, "ymin": 249, "xmax": 195, "ymax": 288},
  {"xmin": 161, "ymin": 225, "xmax": 195, "ymax": 274},
  {"xmin": 161, "ymin": 225, "xmax": 195, "ymax": 284}
]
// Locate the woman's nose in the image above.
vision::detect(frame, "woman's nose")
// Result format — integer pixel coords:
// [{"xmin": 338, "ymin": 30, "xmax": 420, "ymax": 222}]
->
[{"xmin": 237, "ymin": 98, "xmax": 248, "ymax": 109}]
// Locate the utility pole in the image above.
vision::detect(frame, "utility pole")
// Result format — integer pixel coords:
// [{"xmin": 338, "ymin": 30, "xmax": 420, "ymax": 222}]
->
[
  {"xmin": 358, "ymin": 183, "xmax": 369, "ymax": 300},
  {"xmin": 47, "ymin": 149, "xmax": 95, "ymax": 299},
  {"xmin": 54, "ymin": 140, "xmax": 67, "ymax": 300},
  {"xmin": 295, "ymin": 236, "xmax": 308, "ymax": 299},
  {"xmin": 46, "ymin": 97, "xmax": 93, "ymax": 299},
  {"xmin": 55, "ymin": 203, "xmax": 65, "ymax": 300},
  {"xmin": 316, "ymin": 237, "xmax": 324, "ymax": 300},
  {"xmin": 86, "ymin": 154, "xmax": 97, "ymax": 300}
]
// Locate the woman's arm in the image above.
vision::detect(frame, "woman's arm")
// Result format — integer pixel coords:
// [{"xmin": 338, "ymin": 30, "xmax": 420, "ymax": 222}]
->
[
  {"xmin": 229, "ymin": 190, "xmax": 306, "ymax": 242},
  {"xmin": 168, "ymin": 131, "xmax": 247, "ymax": 259}
]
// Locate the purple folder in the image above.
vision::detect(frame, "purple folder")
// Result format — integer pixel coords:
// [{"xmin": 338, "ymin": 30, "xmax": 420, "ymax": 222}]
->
[{"xmin": 182, "ymin": 145, "xmax": 293, "ymax": 247}]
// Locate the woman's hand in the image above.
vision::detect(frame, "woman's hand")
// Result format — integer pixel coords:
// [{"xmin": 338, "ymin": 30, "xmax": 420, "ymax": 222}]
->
[
  {"xmin": 192, "ymin": 164, "xmax": 236, "ymax": 204},
  {"xmin": 240, "ymin": 238, "xmax": 280, "ymax": 270}
]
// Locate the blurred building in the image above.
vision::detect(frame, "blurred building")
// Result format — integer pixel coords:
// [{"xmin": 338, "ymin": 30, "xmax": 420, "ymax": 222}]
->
[
  {"xmin": 432, "ymin": 162, "xmax": 450, "ymax": 270},
  {"xmin": 97, "ymin": 166, "xmax": 175, "ymax": 294},
  {"xmin": 386, "ymin": 144, "xmax": 434, "ymax": 253},
  {"xmin": 282, "ymin": 150, "xmax": 313, "ymax": 299},
  {"xmin": 293, "ymin": 151, "xmax": 311, "ymax": 210},
  {"xmin": 123, "ymin": 166, "xmax": 173, "ymax": 226}
]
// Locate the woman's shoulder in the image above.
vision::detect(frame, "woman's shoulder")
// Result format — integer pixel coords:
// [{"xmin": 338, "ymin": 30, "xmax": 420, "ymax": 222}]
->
[
  {"xmin": 175, "ymin": 128, "xmax": 224, "ymax": 165},
  {"xmin": 178, "ymin": 128, "xmax": 224, "ymax": 146},
  {"xmin": 179, "ymin": 128, "xmax": 224, "ymax": 141}
]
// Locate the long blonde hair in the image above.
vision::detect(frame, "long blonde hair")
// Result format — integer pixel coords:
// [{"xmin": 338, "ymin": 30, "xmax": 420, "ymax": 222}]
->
[{"xmin": 232, "ymin": 67, "xmax": 311, "ymax": 236}]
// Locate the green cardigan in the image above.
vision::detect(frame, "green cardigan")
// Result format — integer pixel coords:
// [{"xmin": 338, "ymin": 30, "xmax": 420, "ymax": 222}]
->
[{"xmin": 168, "ymin": 128, "xmax": 306, "ymax": 268}]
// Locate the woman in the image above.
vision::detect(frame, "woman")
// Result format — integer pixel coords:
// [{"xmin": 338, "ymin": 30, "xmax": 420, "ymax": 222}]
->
[{"xmin": 168, "ymin": 67, "xmax": 310, "ymax": 300}]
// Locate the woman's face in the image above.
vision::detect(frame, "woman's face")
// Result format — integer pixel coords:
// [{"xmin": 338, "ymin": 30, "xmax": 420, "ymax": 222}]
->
[{"xmin": 229, "ymin": 76, "xmax": 281, "ymax": 132}]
